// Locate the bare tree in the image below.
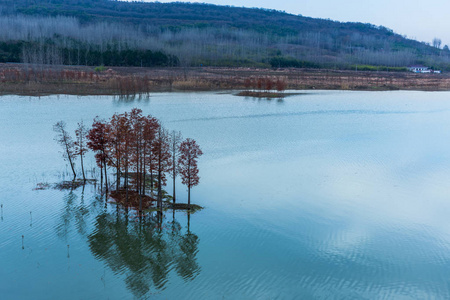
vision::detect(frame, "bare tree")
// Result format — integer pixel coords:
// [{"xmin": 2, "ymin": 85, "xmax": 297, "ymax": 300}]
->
[
  {"xmin": 433, "ymin": 38, "xmax": 442, "ymax": 49},
  {"xmin": 53, "ymin": 121, "xmax": 77, "ymax": 180},
  {"xmin": 154, "ymin": 125, "xmax": 171, "ymax": 212},
  {"xmin": 169, "ymin": 130, "xmax": 182, "ymax": 203},
  {"xmin": 74, "ymin": 120, "xmax": 88, "ymax": 182}
]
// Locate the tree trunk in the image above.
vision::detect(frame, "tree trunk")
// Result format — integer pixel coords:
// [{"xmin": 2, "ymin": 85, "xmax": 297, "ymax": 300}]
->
[
  {"xmin": 157, "ymin": 143, "xmax": 162, "ymax": 211},
  {"xmin": 173, "ymin": 173, "xmax": 176, "ymax": 204},
  {"xmin": 188, "ymin": 186, "xmax": 190, "ymax": 210},
  {"xmin": 103, "ymin": 158, "xmax": 108, "ymax": 193},
  {"xmin": 136, "ymin": 145, "xmax": 140, "ymax": 193},
  {"xmin": 157, "ymin": 171, "xmax": 162, "ymax": 212},
  {"xmin": 100, "ymin": 166, "xmax": 103, "ymax": 190},
  {"xmin": 139, "ymin": 146, "xmax": 144, "ymax": 214},
  {"xmin": 150, "ymin": 163, "xmax": 154, "ymax": 198},
  {"xmin": 188, "ymin": 164, "xmax": 191, "ymax": 210},
  {"xmin": 187, "ymin": 211, "xmax": 191, "ymax": 233},
  {"xmin": 142, "ymin": 160, "xmax": 146, "ymax": 196},
  {"xmin": 80, "ymin": 153, "xmax": 86, "ymax": 182},
  {"xmin": 172, "ymin": 148, "xmax": 176, "ymax": 204},
  {"xmin": 173, "ymin": 156, "xmax": 176, "ymax": 204},
  {"xmin": 69, "ymin": 157, "xmax": 76, "ymax": 181},
  {"xmin": 66, "ymin": 144, "xmax": 76, "ymax": 180},
  {"xmin": 116, "ymin": 159, "xmax": 120, "ymax": 191},
  {"xmin": 125, "ymin": 164, "xmax": 129, "ymax": 203},
  {"xmin": 125, "ymin": 142, "xmax": 129, "ymax": 202}
]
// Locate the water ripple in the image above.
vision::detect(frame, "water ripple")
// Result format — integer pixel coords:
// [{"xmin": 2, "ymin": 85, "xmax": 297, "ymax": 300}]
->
[{"xmin": 171, "ymin": 108, "xmax": 447, "ymax": 123}]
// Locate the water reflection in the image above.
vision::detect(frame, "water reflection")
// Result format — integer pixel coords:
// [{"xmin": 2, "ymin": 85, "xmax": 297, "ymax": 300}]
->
[
  {"xmin": 113, "ymin": 94, "xmax": 151, "ymax": 105},
  {"xmin": 243, "ymin": 96, "xmax": 285, "ymax": 104},
  {"xmin": 55, "ymin": 189, "xmax": 200, "ymax": 299},
  {"xmin": 55, "ymin": 191, "xmax": 77, "ymax": 241},
  {"xmin": 88, "ymin": 210, "xmax": 200, "ymax": 298},
  {"xmin": 55, "ymin": 190, "xmax": 93, "ymax": 240}
]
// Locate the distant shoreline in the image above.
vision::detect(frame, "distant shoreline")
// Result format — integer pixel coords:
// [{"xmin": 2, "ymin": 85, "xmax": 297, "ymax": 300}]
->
[{"xmin": 1, "ymin": 64, "xmax": 449, "ymax": 96}]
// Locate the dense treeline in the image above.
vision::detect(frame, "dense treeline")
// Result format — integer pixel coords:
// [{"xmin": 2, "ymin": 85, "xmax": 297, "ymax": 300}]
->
[
  {"xmin": 0, "ymin": 41, "xmax": 178, "ymax": 67},
  {"xmin": 269, "ymin": 57, "xmax": 321, "ymax": 69},
  {"xmin": 0, "ymin": 42, "xmax": 21, "ymax": 62},
  {"xmin": 0, "ymin": 0, "xmax": 450, "ymax": 69},
  {"xmin": 20, "ymin": 42, "xmax": 178, "ymax": 67},
  {"xmin": 269, "ymin": 56, "xmax": 408, "ymax": 72}
]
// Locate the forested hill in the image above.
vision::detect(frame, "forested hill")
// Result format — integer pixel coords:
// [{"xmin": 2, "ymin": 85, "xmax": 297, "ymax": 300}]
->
[
  {"xmin": 0, "ymin": 0, "xmax": 449, "ymax": 70},
  {"xmin": 0, "ymin": 0, "xmax": 406, "ymax": 36},
  {"xmin": 0, "ymin": 0, "xmax": 423, "ymax": 43}
]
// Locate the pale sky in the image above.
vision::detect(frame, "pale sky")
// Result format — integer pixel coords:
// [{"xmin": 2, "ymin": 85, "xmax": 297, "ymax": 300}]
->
[{"xmin": 148, "ymin": 0, "xmax": 450, "ymax": 47}]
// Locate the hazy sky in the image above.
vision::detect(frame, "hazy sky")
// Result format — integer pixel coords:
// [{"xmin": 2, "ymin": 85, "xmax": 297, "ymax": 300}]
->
[{"xmin": 150, "ymin": 0, "xmax": 450, "ymax": 46}]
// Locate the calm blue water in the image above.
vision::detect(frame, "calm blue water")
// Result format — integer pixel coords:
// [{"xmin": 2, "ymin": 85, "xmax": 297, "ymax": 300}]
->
[{"xmin": 1, "ymin": 90, "xmax": 450, "ymax": 299}]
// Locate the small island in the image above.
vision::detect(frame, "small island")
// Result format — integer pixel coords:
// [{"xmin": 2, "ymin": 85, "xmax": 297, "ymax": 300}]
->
[{"xmin": 52, "ymin": 108, "xmax": 204, "ymax": 218}]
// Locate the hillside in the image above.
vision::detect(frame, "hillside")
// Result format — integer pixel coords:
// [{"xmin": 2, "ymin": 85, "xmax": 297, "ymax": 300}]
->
[{"xmin": 0, "ymin": 0, "xmax": 448, "ymax": 69}]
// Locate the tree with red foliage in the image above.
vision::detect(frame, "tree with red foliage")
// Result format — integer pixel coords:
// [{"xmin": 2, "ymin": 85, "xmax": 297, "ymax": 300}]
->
[
  {"xmin": 141, "ymin": 115, "xmax": 159, "ymax": 198},
  {"xmin": 244, "ymin": 78, "xmax": 252, "ymax": 90},
  {"xmin": 265, "ymin": 77, "xmax": 273, "ymax": 91},
  {"xmin": 130, "ymin": 110, "xmax": 160, "ymax": 213},
  {"xmin": 276, "ymin": 77, "xmax": 287, "ymax": 93},
  {"xmin": 128, "ymin": 108, "xmax": 144, "ymax": 195},
  {"xmin": 178, "ymin": 138, "xmax": 203, "ymax": 209},
  {"xmin": 108, "ymin": 112, "xmax": 130, "ymax": 191},
  {"xmin": 257, "ymin": 77, "xmax": 263, "ymax": 90},
  {"xmin": 53, "ymin": 121, "xmax": 77, "ymax": 180},
  {"xmin": 87, "ymin": 117, "xmax": 110, "ymax": 192},
  {"xmin": 154, "ymin": 126, "xmax": 172, "ymax": 212}
]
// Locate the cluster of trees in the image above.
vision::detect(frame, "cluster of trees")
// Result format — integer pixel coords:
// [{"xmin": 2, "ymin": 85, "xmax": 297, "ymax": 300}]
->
[
  {"xmin": 244, "ymin": 76, "xmax": 287, "ymax": 92},
  {"xmin": 1, "ymin": 0, "xmax": 450, "ymax": 69},
  {"xmin": 53, "ymin": 108, "xmax": 203, "ymax": 212}
]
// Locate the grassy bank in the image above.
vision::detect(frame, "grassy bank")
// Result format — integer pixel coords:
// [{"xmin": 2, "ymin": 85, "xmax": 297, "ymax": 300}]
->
[{"xmin": 1, "ymin": 64, "xmax": 449, "ymax": 96}]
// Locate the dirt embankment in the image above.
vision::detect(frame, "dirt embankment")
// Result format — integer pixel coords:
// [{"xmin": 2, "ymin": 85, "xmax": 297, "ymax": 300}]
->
[{"xmin": 1, "ymin": 63, "xmax": 449, "ymax": 96}]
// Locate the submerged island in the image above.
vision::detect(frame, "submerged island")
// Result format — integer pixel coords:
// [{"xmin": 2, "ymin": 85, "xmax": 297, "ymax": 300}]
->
[{"xmin": 53, "ymin": 108, "xmax": 203, "ymax": 217}]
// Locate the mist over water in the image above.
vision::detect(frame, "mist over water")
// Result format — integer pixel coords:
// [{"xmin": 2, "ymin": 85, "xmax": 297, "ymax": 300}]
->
[{"xmin": 1, "ymin": 90, "xmax": 450, "ymax": 299}]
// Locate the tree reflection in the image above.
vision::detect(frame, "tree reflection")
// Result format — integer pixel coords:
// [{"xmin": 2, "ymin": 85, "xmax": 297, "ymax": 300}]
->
[
  {"xmin": 55, "ymin": 188, "xmax": 95, "ymax": 241},
  {"xmin": 113, "ymin": 94, "xmax": 150, "ymax": 105},
  {"xmin": 88, "ymin": 209, "xmax": 200, "ymax": 298},
  {"xmin": 54, "ymin": 189, "xmax": 201, "ymax": 298},
  {"xmin": 55, "ymin": 190, "xmax": 78, "ymax": 241},
  {"xmin": 175, "ymin": 229, "xmax": 200, "ymax": 280}
]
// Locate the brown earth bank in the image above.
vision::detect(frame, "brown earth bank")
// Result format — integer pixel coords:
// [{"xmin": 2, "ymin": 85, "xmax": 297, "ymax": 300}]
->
[
  {"xmin": 109, "ymin": 190, "xmax": 155, "ymax": 211},
  {"xmin": 1, "ymin": 63, "xmax": 450, "ymax": 96},
  {"xmin": 109, "ymin": 190, "xmax": 203, "ymax": 212}
]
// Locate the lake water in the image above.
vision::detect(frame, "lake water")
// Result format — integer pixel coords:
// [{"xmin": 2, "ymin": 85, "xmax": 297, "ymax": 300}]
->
[{"xmin": 1, "ymin": 90, "xmax": 450, "ymax": 299}]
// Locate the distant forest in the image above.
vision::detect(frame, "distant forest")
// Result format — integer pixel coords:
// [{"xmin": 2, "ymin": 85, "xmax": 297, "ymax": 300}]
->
[{"xmin": 0, "ymin": 0, "xmax": 449, "ymax": 70}]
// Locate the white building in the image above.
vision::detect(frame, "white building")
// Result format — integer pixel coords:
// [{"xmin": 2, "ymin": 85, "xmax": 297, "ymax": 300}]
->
[
  {"xmin": 408, "ymin": 66, "xmax": 441, "ymax": 73},
  {"xmin": 408, "ymin": 65, "xmax": 430, "ymax": 73}
]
